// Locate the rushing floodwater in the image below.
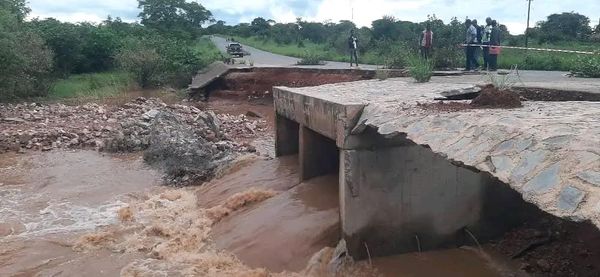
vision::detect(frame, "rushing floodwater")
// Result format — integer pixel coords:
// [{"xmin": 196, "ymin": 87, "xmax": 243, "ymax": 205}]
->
[{"xmin": 0, "ymin": 150, "xmax": 524, "ymax": 276}]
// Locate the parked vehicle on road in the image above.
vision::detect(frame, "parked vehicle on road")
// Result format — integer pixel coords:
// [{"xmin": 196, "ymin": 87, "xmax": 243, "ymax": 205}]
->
[{"xmin": 226, "ymin": 43, "xmax": 244, "ymax": 57}]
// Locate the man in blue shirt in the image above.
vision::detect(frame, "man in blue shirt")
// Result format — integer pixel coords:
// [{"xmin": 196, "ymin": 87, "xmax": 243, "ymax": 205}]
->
[{"xmin": 464, "ymin": 19, "xmax": 478, "ymax": 71}]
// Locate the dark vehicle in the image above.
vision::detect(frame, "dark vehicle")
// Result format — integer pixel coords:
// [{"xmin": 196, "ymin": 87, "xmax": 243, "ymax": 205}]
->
[{"xmin": 226, "ymin": 43, "xmax": 244, "ymax": 57}]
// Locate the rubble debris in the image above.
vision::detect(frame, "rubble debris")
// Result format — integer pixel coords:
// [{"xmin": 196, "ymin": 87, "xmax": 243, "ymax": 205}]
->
[
  {"xmin": 0, "ymin": 98, "xmax": 266, "ymax": 154},
  {"xmin": 142, "ymin": 111, "xmax": 235, "ymax": 186}
]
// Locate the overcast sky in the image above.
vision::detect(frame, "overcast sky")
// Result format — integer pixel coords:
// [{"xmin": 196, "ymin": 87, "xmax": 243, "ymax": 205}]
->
[{"xmin": 28, "ymin": 0, "xmax": 600, "ymax": 35}]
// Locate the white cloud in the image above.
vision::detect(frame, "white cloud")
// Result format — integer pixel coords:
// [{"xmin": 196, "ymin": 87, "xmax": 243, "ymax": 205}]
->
[
  {"xmin": 311, "ymin": 0, "xmax": 430, "ymax": 27},
  {"xmin": 26, "ymin": 0, "xmax": 600, "ymax": 34}
]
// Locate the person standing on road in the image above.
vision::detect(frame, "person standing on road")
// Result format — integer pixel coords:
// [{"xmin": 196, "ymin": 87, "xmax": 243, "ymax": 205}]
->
[
  {"xmin": 420, "ymin": 24, "xmax": 434, "ymax": 60},
  {"xmin": 348, "ymin": 30, "xmax": 359, "ymax": 67},
  {"xmin": 482, "ymin": 17, "xmax": 493, "ymax": 70},
  {"xmin": 472, "ymin": 19, "xmax": 482, "ymax": 69},
  {"xmin": 489, "ymin": 20, "xmax": 502, "ymax": 71},
  {"xmin": 464, "ymin": 19, "xmax": 478, "ymax": 71}
]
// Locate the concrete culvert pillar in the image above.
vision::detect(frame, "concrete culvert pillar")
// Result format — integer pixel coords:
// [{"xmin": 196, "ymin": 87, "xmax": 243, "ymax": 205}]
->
[{"xmin": 275, "ymin": 114, "xmax": 299, "ymax": 157}]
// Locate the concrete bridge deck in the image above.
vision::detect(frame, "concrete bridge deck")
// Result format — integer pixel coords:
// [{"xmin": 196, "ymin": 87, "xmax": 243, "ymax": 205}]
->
[{"xmin": 273, "ymin": 78, "xmax": 600, "ymax": 258}]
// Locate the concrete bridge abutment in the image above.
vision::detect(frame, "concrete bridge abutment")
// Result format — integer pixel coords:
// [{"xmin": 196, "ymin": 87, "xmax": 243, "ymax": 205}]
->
[{"xmin": 273, "ymin": 84, "xmax": 534, "ymax": 260}]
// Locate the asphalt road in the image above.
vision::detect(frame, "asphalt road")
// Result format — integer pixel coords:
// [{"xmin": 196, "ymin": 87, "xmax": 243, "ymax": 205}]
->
[
  {"xmin": 210, "ymin": 36, "xmax": 376, "ymax": 69},
  {"xmin": 209, "ymin": 36, "xmax": 599, "ymax": 93}
]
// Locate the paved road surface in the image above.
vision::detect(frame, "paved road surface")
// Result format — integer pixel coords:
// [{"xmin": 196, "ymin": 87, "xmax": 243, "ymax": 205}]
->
[
  {"xmin": 209, "ymin": 36, "xmax": 599, "ymax": 93},
  {"xmin": 210, "ymin": 36, "xmax": 376, "ymax": 70}
]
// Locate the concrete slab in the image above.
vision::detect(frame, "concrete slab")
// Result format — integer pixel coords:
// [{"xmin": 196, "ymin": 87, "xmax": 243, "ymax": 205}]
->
[
  {"xmin": 277, "ymin": 78, "xmax": 600, "ymax": 227},
  {"xmin": 189, "ymin": 61, "xmax": 230, "ymax": 91}
]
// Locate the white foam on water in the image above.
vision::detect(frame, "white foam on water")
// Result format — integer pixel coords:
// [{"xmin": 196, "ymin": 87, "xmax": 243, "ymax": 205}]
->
[{"xmin": 0, "ymin": 187, "xmax": 128, "ymax": 240}]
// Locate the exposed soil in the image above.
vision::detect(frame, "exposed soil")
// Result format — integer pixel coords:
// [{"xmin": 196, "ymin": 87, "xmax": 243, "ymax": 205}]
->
[
  {"xmin": 492, "ymin": 212, "xmax": 600, "ymax": 277},
  {"xmin": 471, "ymin": 84, "xmax": 523, "ymax": 108},
  {"xmin": 199, "ymin": 67, "xmax": 382, "ymax": 100},
  {"xmin": 512, "ymin": 87, "xmax": 600, "ymax": 102}
]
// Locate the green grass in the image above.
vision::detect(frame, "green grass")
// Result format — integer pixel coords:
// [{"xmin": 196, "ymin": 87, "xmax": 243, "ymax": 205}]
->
[
  {"xmin": 48, "ymin": 71, "xmax": 134, "ymax": 100},
  {"xmin": 486, "ymin": 42, "xmax": 598, "ymax": 71}
]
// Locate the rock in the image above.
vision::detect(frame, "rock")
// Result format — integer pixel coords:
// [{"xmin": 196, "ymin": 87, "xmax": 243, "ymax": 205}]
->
[
  {"xmin": 536, "ymin": 259, "xmax": 551, "ymax": 272},
  {"xmin": 2, "ymin": 117, "xmax": 26, "ymax": 123},
  {"xmin": 142, "ymin": 109, "xmax": 160, "ymax": 121},
  {"xmin": 245, "ymin": 111, "xmax": 262, "ymax": 118},
  {"xmin": 439, "ymin": 86, "xmax": 481, "ymax": 100},
  {"xmin": 557, "ymin": 186, "xmax": 585, "ymax": 213},
  {"xmin": 511, "ymin": 150, "xmax": 548, "ymax": 182},
  {"xmin": 523, "ymin": 163, "xmax": 561, "ymax": 194},
  {"xmin": 577, "ymin": 171, "xmax": 600, "ymax": 187}
]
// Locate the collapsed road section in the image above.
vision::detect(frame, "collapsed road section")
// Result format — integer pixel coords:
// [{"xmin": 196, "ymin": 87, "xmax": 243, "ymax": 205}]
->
[
  {"xmin": 273, "ymin": 79, "xmax": 600, "ymax": 260},
  {"xmin": 188, "ymin": 62, "xmax": 409, "ymax": 100}
]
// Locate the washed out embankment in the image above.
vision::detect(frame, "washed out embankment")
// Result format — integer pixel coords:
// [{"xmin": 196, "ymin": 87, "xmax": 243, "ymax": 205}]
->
[{"xmin": 193, "ymin": 66, "xmax": 408, "ymax": 101}]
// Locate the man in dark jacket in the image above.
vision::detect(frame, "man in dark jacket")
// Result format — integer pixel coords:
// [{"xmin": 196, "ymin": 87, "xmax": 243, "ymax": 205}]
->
[
  {"xmin": 489, "ymin": 20, "xmax": 502, "ymax": 71},
  {"xmin": 472, "ymin": 19, "xmax": 482, "ymax": 69},
  {"xmin": 348, "ymin": 30, "xmax": 359, "ymax": 67}
]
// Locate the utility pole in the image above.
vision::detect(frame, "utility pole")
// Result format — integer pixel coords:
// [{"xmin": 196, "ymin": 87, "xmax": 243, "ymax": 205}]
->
[{"xmin": 525, "ymin": 0, "xmax": 533, "ymax": 48}]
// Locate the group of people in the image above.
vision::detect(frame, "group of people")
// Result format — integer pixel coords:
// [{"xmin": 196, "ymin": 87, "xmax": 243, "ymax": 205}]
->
[
  {"xmin": 348, "ymin": 17, "xmax": 503, "ymax": 70},
  {"xmin": 464, "ymin": 17, "xmax": 502, "ymax": 72}
]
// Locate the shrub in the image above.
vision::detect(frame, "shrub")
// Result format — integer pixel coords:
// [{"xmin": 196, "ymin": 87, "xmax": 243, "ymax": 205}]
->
[
  {"xmin": 0, "ymin": 10, "xmax": 53, "ymax": 101},
  {"xmin": 432, "ymin": 47, "xmax": 463, "ymax": 69},
  {"xmin": 408, "ymin": 57, "xmax": 434, "ymax": 83},
  {"xmin": 382, "ymin": 45, "xmax": 410, "ymax": 69},
  {"xmin": 571, "ymin": 53, "xmax": 600, "ymax": 78},
  {"xmin": 116, "ymin": 37, "xmax": 217, "ymax": 88},
  {"xmin": 116, "ymin": 39, "xmax": 165, "ymax": 88},
  {"xmin": 297, "ymin": 51, "xmax": 324, "ymax": 65},
  {"xmin": 486, "ymin": 65, "xmax": 522, "ymax": 90}
]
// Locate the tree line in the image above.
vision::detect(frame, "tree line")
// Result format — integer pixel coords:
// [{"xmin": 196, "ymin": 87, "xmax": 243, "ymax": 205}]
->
[{"xmin": 0, "ymin": 0, "xmax": 218, "ymax": 101}]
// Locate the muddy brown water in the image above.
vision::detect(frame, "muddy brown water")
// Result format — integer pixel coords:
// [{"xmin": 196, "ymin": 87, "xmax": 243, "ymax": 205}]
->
[
  {"xmin": 0, "ymin": 151, "xmax": 160, "ymax": 276},
  {"xmin": 1, "ymin": 94, "xmax": 525, "ymax": 276}
]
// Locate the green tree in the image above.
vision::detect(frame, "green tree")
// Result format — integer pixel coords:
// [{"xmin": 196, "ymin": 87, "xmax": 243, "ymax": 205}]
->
[
  {"xmin": 371, "ymin": 16, "xmax": 399, "ymax": 40},
  {"xmin": 206, "ymin": 20, "xmax": 228, "ymax": 34},
  {"xmin": 138, "ymin": 0, "xmax": 213, "ymax": 38},
  {"xmin": 250, "ymin": 17, "xmax": 271, "ymax": 38},
  {"xmin": 538, "ymin": 12, "xmax": 593, "ymax": 42},
  {"xmin": 0, "ymin": 0, "xmax": 30, "ymax": 21}
]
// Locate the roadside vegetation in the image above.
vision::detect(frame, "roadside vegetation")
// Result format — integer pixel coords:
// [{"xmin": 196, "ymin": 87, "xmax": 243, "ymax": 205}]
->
[
  {"xmin": 408, "ymin": 57, "xmax": 434, "ymax": 83},
  {"xmin": 209, "ymin": 14, "xmax": 599, "ymax": 75},
  {"xmin": 48, "ymin": 72, "xmax": 133, "ymax": 100},
  {"xmin": 0, "ymin": 0, "xmax": 220, "ymax": 102}
]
